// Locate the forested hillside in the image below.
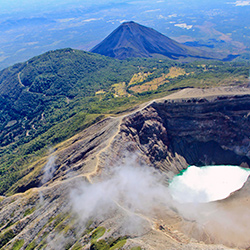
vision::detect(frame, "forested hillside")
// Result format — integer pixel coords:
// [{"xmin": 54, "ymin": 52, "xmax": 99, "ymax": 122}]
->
[{"xmin": 0, "ymin": 48, "xmax": 249, "ymax": 195}]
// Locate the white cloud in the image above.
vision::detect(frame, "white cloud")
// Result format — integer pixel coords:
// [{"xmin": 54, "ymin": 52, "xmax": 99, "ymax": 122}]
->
[
  {"xmin": 158, "ymin": 14, "xmax": 177, "ymax": 20},
  {"xmin": 56, "ymin": 17, "xmax": 101, "ymax": 24},
  {"xmin": 144, "ymin": 9, "xmax": 160, "ymax": 13},
  {"xmin": 168, "ymin": 14, "xmax": 177, "ymax": 18},
  {"xmin": 119, "ymin": 19, "xmax": 130, "ymax": 23},
  {"xmin": 57, "ymin": 18, "xmax": 76, "ymax": 23},
  {"xmin": 174, "ymin": 23, "xmax": 193, "ymax": 30},
  {"xmin": 158, "ymin": 15, "xmax": 167, "ymax": 20},
  {"xmin": 83, "ymin": 18, "xmax": 101, "ymax": 22},
  {"xmin": 234, "ymin": 0, "xmax": 250, "ymax": 6}
]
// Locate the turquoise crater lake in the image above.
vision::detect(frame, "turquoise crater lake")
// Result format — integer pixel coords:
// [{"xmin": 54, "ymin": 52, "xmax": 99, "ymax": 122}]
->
[{"xmin": 169, "ymin": 165, "xmax": 250, "ymax": 203}]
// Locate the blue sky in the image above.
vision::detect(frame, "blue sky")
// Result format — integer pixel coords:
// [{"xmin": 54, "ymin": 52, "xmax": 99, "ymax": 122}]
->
[
  {"xmin": 0, "ymin": 0, "xmax": 128, "ymax": 13},
  {"xmin": 0, "ymin": 0, "xmax": 98, "ymax": 14},
  {"xmin": 2, "ymin": 0, "xmax": 247, "ymax": 15}
]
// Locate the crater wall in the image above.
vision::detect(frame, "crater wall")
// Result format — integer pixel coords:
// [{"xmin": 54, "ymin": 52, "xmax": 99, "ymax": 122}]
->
[{"xmin": 120, "ymin": 95, "xmax": 250, "ymax": 173}]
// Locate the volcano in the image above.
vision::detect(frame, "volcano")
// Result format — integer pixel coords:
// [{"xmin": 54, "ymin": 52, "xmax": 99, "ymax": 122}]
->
[
  {"xmin": 1, "ymin": 86, "xmax": 250, "ymax": 249},
  {"xmin": 90, "ymin": 21, "xmax": 224, "ymax": 60}
]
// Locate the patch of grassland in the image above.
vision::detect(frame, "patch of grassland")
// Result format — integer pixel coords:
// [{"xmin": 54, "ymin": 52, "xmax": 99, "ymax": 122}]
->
[
  {"xmin": 54, "ymin": 213, "xmax": 70, "ymax": 232},
  {"xmin": 72, "ymin": 243, "xmax": 82, "ymax": 250},
  {"xmin": 130, "ymin": 74, "xmax": 169, "ymax": 93},
  {"xmin": 0, "ymin": 229, "xmax": 15, "ymax": 248},
  {"xmin": 12, "ymin": 239, "xmax": 24, "ymax": 250},
  {"xmin": 24, "ymin": 207, "xmax": 36, "ymax": 217},
  {"xmin": 109, "ymin": 239, "xmax": 126, "ymax": 250},
  {"xmin": 91, "ymin": 227, "xmax": 106, "ymax": 243},
  {"xmin": 96, "ymin": 90, "xmax": 106, "ymax": 95},
  {"xmin": 129, "ymin": 67, "xmax": 188, "ymax": 93},
  {"xmin": 111, "ymin": 82, "xmax": 130, "ymax": 97},
  {"xmin": 129, "ymin": 72, "xmax": 153, "ymax": 86},
  {"xmin": 90, "ymin": 239, "xmax": 109, "ymax": 250},
  {"xmin": 25, "ymin": 240, "xmax": 37, "ymax": 250},
  {"xmin": 90, "ymin": 236, "xmax": 127, "ymax": 250},
  {"xmin": 165, "ymin": 67, "xmax": 186, "ymax": 78}
]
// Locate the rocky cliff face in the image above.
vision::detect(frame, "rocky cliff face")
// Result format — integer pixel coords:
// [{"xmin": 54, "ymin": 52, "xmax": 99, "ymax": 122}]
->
[
  {"xmin": 120, "ymin": 95, "xmax": 250, "ymax": 172},
  {"xmin": 1, "ymin": 88, "xmax": 250, "ymax": 249}
]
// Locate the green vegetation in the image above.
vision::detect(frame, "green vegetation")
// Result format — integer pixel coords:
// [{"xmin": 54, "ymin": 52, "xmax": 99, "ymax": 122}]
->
[
  {"xmin": 130, "ymin": 247, "xmax": 142, "ymax": 250},
  {"xmin": 40, "ymin": 231, "xmax": 49, "ymax": 240},
  {"xmin": 24, "ymin": 207, "xmax": 35, "ymax": 217},
  {"xmin": 72, "ymin": 243, "xmax": 82, "ymax": 250},
  {"xmin": 82, "ymin": 220, "xmax": 95, "ymax": 236},
  {"xmin": 91, "ymin": 227, "xmax": 106, "ymax": 243},
  {"xmin": 65, "ymin": 242, "xmax": 75, "ymax": 250},
  {"xmin": 36, "ymin": 240, "xmax": 47, "ymax": 250},
  {"xmin": 53, "ymin": 213, "xmax": 70, "ymax": 231},
  {"xmin": 12, "ymin": 239, "xmax": 24, "ymax": 250},
  {"xmin": 26, "ymin": 213, "xmax": 70, "ymax": 250},
  {"xmin": 0, "ymin": 229, "xmax": 15, "ymax": 248},
  {"xmin": 90, "ymin": 236, "xmax": 127, "ymax": 250},
  {"xmin": 4, "ymin": 220, "xmax": 15, "ymax": 229},
  {"xmin": 0, "ymin": 48, "xmax": 249, "ymax": 195},
  {"xmin": 90, "ymin": 239, "xmax": 109, "ymax": 250},
  {"xmin": 109, "ymin": 239, "xmax": 126, "ymax": 250},
  {"xmin": 25, "ymin": 240, "xmax": 37, "ymax": 250}
]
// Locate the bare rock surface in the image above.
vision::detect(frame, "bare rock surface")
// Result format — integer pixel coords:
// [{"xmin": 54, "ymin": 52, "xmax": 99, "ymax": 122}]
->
[{"xmin": 1, "ymin": 86, "xmax": 250, "ymax": 249}]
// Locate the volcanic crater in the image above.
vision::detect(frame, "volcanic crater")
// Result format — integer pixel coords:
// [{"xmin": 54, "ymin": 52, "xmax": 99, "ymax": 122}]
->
[{"xmin": 1, "ymin": 87, "xmax": 250, "ymax": 249}]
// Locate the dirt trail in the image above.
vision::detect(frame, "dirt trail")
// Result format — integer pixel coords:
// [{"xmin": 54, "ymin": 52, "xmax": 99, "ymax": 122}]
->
[
  {"xmin": 83, "ymin": 85, "xmax": 250, "ymax": 182},
  {"xmin": 18, "ymin": 72, "xmax": 32, "ymax": 92},
  {"xmin": 119, "ymin": 86, "xmax": 250, "ymax": 121},
  {"xmin": 17, "ymin": 72, "xmax": 25, "ymax": 87},
  {"xmin": 84, "ymin": 117, "xmax": 123, "ymax": 183},
  {"xmin": 163, "ymin": 86, "xmax": 250, "ymax": 100}
]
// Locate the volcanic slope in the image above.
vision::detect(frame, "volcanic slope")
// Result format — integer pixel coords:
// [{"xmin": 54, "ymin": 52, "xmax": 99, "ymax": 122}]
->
[
  {"xmin": 90, "ymin": 21, "xmax": 226, "ymax": 60},
  {"xmin": 1, "ymin": 86, "xmax": 250, "ymax": 249},
  {"xmin": 3, "ymin": 45, "xmax": 249, "ymax": 197},
  {"xmin": 0, "ymin": 48, "xmax": 146, "ymax": 194}
]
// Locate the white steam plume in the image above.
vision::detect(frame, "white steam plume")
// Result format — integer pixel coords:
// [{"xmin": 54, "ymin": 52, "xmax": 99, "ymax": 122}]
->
[
  {"xmin": 70, "ymin": 157, "xmax": 173, "ymax": 235},
  {"xmin": 41, "ymin": 154, "xmax": 56, "ymax": 185},
  {"xmin": 70, "ymin": 155, "xmax": 250, "ymax": 247},
  {"xmin": 169, "ymin": 165, "xmax": 250, "ymax": 203}
]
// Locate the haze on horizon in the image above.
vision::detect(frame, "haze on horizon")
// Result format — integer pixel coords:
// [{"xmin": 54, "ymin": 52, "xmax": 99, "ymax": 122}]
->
[{"xmin": 0, "ymin": 0, "xmax": 250, "ymax": 69}]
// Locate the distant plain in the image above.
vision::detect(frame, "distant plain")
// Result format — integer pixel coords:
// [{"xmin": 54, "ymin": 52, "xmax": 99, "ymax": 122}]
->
[{"xmin": 0, "ymin": 0, "xmax": 250, "ymax": 69}]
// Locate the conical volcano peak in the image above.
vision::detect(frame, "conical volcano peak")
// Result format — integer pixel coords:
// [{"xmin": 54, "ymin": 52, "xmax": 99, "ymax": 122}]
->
[
  {"xmin": 90, "ymin": 21, "xmax": 222, "ymax": 60},
  {"xmin": 116, "ymin": 21, "xmax": 139, "ymax": 31},
  {"xmin": 119, "ymin": 21, "xmax": 155, "ymax": 32},
  {"xmin": 121, "ymin": 21, "xmax": 136, "ymax": 25}
]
